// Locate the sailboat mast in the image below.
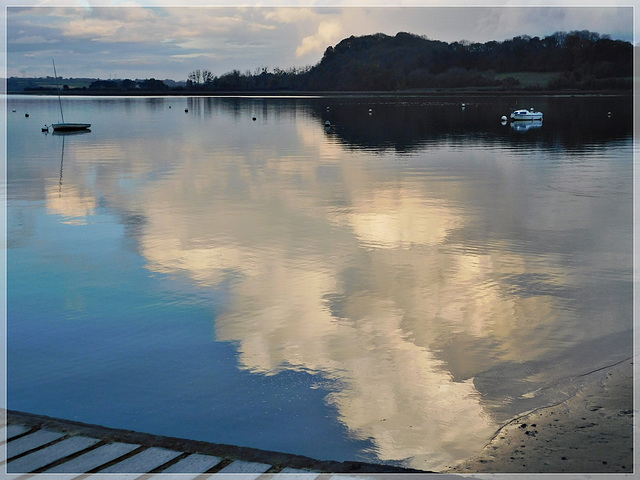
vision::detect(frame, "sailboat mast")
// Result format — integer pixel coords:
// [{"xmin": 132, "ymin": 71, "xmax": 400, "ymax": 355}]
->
[{"xmin": 52, "ymin": 59, "xmax": 65, "ymax": 123}]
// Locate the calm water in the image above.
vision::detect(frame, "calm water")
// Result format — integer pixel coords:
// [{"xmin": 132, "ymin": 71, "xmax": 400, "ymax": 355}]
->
[{"xmin": 6, "ymin": 94, "xmax": 633, "ymax": 471}]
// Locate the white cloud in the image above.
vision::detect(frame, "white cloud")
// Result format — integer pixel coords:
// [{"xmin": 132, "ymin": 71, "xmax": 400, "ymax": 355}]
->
[
  {"xmin": 5, "ymin": 5, "xmax": 635, "ymax": 79},
  {"xmin": 263, "ymin": 7, "xmax": 318, "ymax": 24},
  {"xmin": 12, "ymin": 35, "xmax": 53, "ymax": 43},
  {"xmin": 296, "ymin": 19, "xmax": 343, "ymax": 57},
  {"xmin": 170, "ymin": 52, "xmax": 221, "ymax": 60}
]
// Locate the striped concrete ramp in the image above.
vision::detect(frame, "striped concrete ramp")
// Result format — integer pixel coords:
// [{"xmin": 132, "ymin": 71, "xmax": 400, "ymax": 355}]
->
[{"xmin": 2, "ymin": 411, "xmax": 432, "ymax": 480}]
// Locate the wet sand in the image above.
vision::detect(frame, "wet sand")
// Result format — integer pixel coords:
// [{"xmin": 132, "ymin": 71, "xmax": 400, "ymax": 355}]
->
[{"xmin": 445, "ymin": 358, "xmax": 634, "ymax": 474}]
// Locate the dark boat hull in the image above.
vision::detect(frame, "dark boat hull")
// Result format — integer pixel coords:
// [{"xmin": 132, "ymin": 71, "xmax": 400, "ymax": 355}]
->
[{"xmin": 51, "ymin": 123, "xmax": 91, "ymax": 132}]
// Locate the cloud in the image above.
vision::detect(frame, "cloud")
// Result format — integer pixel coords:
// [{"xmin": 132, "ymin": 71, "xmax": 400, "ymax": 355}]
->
[
  {"xmin": 472, "ymin": 6, "xmax": 633, "ymax": 42},
  {"xmin": 12, "ymin": 35, "xmax": 53, "ymax": 44},
  {"xmin": 5, "ymin": 5, "xmax": 635, "ymax": 80},
  {"xmin": 296, "ymin": 19, "xmax": 343, "ymax": 57},
  {"xmin": 263, "ymin": 7, "xmax": 318, "ymax": 24},
  {"xmin": 62, "ymin": 7, "xmax": 179, "ymax": 43}
]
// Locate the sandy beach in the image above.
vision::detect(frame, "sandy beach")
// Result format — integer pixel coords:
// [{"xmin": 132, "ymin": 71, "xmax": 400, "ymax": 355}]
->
[{"xmin": 445, "ymin": 357, "xmax": 634, "ymax": 474}]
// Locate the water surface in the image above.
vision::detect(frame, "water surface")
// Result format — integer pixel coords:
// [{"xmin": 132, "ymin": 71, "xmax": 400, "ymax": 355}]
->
[{"xmin": 6, "ymin": 94, "xmax": 633, "ymax": 471}]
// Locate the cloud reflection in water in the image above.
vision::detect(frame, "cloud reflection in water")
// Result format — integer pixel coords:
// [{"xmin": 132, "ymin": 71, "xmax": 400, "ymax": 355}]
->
[
  {"xmin": 39, "ymin": 97, "xmax": 631, "ymax": 470},
  {"xmin": 131, "ymin": 118, "xmax": 586, "ymax": 470}
]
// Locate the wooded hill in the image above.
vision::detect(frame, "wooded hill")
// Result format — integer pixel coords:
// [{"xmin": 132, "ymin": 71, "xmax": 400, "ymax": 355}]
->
[
  {"xmin": 198, "ymin": 30, "xmax": 633, "ymax": 92},
  {"xmin": 9, "ymin": 30, "xmax": 632, "ymax": 94}
]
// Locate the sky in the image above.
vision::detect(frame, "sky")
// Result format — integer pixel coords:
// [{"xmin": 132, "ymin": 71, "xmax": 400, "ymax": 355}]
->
[{"xmin": 3, "ymin": 3, "xmax": 636, "ymax": 82}]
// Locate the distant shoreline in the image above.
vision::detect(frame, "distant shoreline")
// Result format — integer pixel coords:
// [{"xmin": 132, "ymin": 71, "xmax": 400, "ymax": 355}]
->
[{"xmin": 6, "ymin": 88, "xmax": 633, "ymax": 97}]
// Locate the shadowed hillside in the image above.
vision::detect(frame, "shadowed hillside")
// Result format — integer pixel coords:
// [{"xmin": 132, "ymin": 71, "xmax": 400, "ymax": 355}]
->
[
  {"xmin": 9, "ymin": 30, "xmax": 633, "ymax": 94},
  {"xmin": 299, "ymin": 31, "xmax": 632, "ymax": 91},
  {"xmin": 198, "ymin": 30, "xmax": 631, "ymax": 92}
]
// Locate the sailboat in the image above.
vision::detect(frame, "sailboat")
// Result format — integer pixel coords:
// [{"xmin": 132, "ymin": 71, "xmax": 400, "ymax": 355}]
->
[{"xmin": 50, "ymin": 60, "xmax": 91, "ymax": 132}]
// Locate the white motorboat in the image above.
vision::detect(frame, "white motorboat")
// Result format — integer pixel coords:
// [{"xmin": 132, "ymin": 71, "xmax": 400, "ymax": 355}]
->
[{"xmin": 510, "ymin": 108, "xmax": 543, "ymax": 121}]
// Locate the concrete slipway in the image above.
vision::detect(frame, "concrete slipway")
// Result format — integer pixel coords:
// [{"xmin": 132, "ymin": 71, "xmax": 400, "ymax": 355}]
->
[{"xmin": 2, "ymin": 410, "xmax": 453, "ymax": 480}]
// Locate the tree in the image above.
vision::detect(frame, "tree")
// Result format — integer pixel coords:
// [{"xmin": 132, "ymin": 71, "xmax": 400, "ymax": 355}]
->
[
  {"xmin": 189, "ymin": 30, "xmax": 632, "ymax": 92},
  {"xmin": 141, "ymin": 78, "xmax": 168, "ymax": 90},
  {"xmin": 121, "ymin": 79, "xmax": 136, "ymax": 89},
  {"xmin": 89, "ymin": 79, "xmax": 119, "ymax": 89},
  {"xmin": 187, "ymin": 70, "xmax": 202, "ymax": 88},
  {"xmin": 202, "ymin": 69, "xmax": 214, "ymax": 85}
]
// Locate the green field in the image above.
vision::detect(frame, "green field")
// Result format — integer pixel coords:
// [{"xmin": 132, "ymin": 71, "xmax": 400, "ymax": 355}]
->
[
  {"xmin": 8, "ymin": 76, "xmax": 94, "ymax": 92},
  {"xmin": 494, "ymin": 72, "xmax": 561, "ymax": 88}
]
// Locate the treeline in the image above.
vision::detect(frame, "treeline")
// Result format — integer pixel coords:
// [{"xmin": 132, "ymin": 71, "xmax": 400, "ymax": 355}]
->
[
  {"xmin": 8, "ymin": 30, "xmax": 632, "ymax": 94},
  {"xmin": 188, "ymin": 30, "xmax": 632, "ymax": 92},
  {"xmin": 186, "ymin": 66, "xmax": 312, "ymax": 92},
  {"xmin": 86, "ymin": 78, "xmax": 172, "ymax": 90},
  {"xmin": 7, "ymin": 76, "xmax": 183, "ymax": 93}
]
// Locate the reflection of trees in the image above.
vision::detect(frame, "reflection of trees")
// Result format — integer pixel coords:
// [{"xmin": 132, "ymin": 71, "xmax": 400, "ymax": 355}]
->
[
  {"xmin": 307, "ymin": 96, "xmax": 632, "ymax": 153},
  {"xmin": 317, "ymin": 100, "xmax": 499, "ymax": 153},
  {"xmin": 178, "ymin": 96, "xmax": 632, "ymax": 155}
]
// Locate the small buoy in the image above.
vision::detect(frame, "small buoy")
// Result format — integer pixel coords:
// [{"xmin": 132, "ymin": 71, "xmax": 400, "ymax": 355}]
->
[
  {"xmin": 252, "ymin": 117, "xmax": 257, "ymax": 121},
  {"xmin": 325, "ymin": 120, "xmax": 331, "ymax": 127},
  {"xmin": 185, "ymin": 108, "xmax": 188, "ymax": 113},
  {"xmin": 607, "ymin": 111, "xmax": 612, "ymax": 117},
  {"xmin": 169, "ymin": 105, "xmax": 172, "ymax": 108},
  {"xmin": 326, "ymin": 106, "xmax": 330, "ymax": 111},
  {"xmin": 25, "ymin": 113, "xmax": 29, "ymax": 117},
  {"xmin": 42, "ymin": 125, "xmax": 48, "ymax": 132},
  {"xmin": 12, "ymin": 109, "xmax": 16, "ymax": 113},
  {"xmin": 501, "ymin": 115, "xmax": 508, "ymax": 122}
]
